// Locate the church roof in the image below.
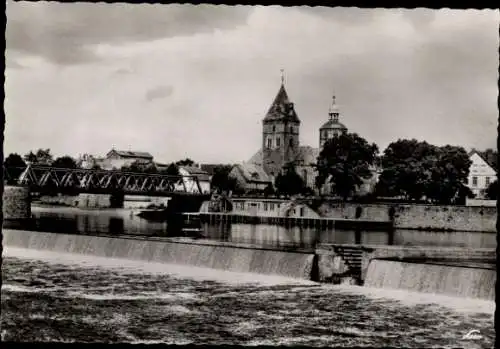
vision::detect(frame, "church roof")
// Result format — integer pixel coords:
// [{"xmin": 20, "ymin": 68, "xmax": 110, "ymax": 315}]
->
[
  {"xmin": 320, "ymin": 119, "xmax": 348, "ymax": 131},
  {"xmin": 234, "ymin": 163, "xmax": 271, "ymax": 183},
  {"xmin": 248, "ymin": 149, "xmax": 263, "ymax": 166},
  {"xmin": 263, "ymin": 84, "xmax": 300, "ymax": 123},
  {"xmin": 248, "ymin": 146, "xmax": 319, "ymax": 168},
  {"xmin": 294, "ymin": 146, "xmax": 320, "ymax": 165}
]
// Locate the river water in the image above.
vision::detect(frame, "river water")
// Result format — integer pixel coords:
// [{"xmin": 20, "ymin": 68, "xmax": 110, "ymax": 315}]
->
[
  {"xmin": 1, "ymin": 205, "xmax": 496, "ymax": 345},
  {"xmin": 4, "ymin": 205, "xmax": 496, "ymax": 250},
  {"xmin": 1, "ymin": 247, "xmax": 495, "ymax": 346}
]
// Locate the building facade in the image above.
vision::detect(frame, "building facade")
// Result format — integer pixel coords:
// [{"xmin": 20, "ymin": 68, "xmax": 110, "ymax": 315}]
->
[
  {"xmin": 102, "ymin": 149, "xmax": 154, "ymax": 170},
  {"xmin": 467, "ymin": 151, "xmax": 497, "ymax": 198},
  {"xmin": 233, "ymin": 75, "xmax": 377, "ymax": 196},
  {"xmin": 261, "ymin": 84, "xmax": 301, "ymax": 178}
]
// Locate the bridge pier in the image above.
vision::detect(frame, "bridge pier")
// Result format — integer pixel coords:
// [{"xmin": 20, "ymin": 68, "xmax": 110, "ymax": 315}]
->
[{"xmin": 2, "ymin": 185, "xmax": 31, "ymax": 219}]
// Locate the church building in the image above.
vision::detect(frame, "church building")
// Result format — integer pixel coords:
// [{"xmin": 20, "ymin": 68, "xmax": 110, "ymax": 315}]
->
[{"xmin": 236, "ymin": 74, "xmax": 351, "ymax": 192}]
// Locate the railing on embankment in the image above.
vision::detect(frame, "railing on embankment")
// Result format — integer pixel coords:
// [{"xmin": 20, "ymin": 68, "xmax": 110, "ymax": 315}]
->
[{"xmin": 199, "ymin": 212, "xmax": 393, "ymax": 231}]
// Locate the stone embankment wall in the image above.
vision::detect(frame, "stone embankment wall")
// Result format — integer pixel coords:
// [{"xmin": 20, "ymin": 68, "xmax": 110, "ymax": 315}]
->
[
  {"xmin": 2, "ymin": 186, "xmax": 31, "ymax": 219},
  {"xmin": 77, "ymin": 194, "xmax": 113, "ymax": 209},
  {"xmin": 317, "ymin": 202, "xmax": 496, "ymax": 232},
  {"xmin": 37, "ymin": 195, "xmax": 79, "ymax": 207}
]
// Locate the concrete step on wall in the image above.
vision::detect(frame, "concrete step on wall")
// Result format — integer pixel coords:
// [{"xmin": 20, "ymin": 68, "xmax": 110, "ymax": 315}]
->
[{"xmin": 333, "ymin": 245, "xmax": 363, "ymax": 278}]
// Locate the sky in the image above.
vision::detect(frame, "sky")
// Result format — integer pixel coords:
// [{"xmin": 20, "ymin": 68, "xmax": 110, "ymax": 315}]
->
[{"xmin": 4, "ymin": 3, "xmax": 499, "ymax": 164}]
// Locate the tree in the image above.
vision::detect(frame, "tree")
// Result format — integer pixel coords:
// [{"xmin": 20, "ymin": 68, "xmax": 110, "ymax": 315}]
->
[
  {"xmin": 4, "ymin": 153, "xmax": 27, "ymax": 184},
  {"xmin": 210, "ymin": 165, "xmax": 237, "ymax": 193},
  {"xmin": 52, "ymin": 156, "xmax": 78, "ymax": 169},
  {"xmin": 121, "ymin": 161, "xmax": 157, "ymax": 174},
  {"xmin": 377, "ymin": 139, "xmax": 439, "ymax": 201},
  {"xmin": 424, "ymin": 145, "xmax": 472, "ymax": 204},
  {"xmin": 486, "ymin": 180, "xmax": 498, "ymax": 200},
  {"xmin": 316, "ymin": 133, "xmax": 378, "ymax": 200},
  {"xmin": 379, "ymin": 139, "xmax": 472, "ymax": 203},
  {"xmin": 275, "ymin": 162, "xmax": 306, "ymax": 197},
  {"xmin": 176, "ymin": 158, "xmax": 195, "ymax": 167},
  {"xmin": 161, "ymin": 163, "xmax": 180, "ymax": 176},
  {"xmin": 263, "ymin": 183, "xmax": 275, "ymax": 197},
  {"xmin": 24, "ymin": 148, "xmax": 53, "ymax": 165}
]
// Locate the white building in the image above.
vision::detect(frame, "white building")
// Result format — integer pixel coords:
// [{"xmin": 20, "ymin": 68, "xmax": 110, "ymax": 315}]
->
[
  {"xmin": 102, "ymin": 149, "xmax": 154, "ymax": 170},
  {"xmin": 178, "ymin": 166, "xmax": 211, "ymax": 194},
  {"xmin": 467, "ymin": 151, "xmax": 497, "ymax": 198}
]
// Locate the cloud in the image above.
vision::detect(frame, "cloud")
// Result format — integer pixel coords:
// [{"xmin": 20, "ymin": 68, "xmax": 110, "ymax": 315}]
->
[
  {"xmin": 145, "ymin": 85, "xmax": 175, "ymax": 102},
  {"xmin": 6, "ymin": 2, "xmax": 252, "ymax": 65},
  {"xmin": 4, "ymin": 6, "xmax": 498, "ymax": 164}
]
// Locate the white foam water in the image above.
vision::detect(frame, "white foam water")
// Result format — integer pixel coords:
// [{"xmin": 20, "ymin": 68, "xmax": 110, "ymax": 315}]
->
[{"xmin": 3, "ymin": 247, "xmax": 315, "ymax": 287}]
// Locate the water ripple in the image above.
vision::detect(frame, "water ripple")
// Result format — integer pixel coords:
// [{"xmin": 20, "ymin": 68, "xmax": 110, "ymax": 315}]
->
[{"xmin": 1, "ymin": 251, "xmax": 495, "ymax": 347}]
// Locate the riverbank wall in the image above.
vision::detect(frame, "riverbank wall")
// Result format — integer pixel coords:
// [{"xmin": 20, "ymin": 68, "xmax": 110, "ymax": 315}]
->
[{"xmin": 316, "ymin": 202, "xmax": 496, "ymax": 232}]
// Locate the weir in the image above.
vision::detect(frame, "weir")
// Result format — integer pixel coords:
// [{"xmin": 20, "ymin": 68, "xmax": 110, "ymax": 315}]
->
[
  {"xmin": 364, "ymin": 259, "xmax": 496, "ymax": 300},
  {"xmin": 2, "ymin": 229, "xmax": 315, "ymax": 280}
]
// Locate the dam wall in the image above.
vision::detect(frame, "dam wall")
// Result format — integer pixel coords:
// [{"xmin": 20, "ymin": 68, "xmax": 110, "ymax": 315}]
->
[
  {"xmin": 364, "ymin": 259, "xmax": 496, "ymax": 300},
  {"xmin": 317, "ymin": 202, "xmax": 496, "ymax": 232},
  {"xmin": 316, "ymin": 244, "xmax": 496, "ymax": 288},
  {"xmin": 2, "ymin": 229, "xmax": 314, "ymax": 279}
]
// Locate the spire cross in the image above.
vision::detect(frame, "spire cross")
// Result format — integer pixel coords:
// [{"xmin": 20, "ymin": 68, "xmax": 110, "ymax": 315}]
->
[{"xmin": 280, "ymin": 69, "xmax": 285, "ymax": 85}]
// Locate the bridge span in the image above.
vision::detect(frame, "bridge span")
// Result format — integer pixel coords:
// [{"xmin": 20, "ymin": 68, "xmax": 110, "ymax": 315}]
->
[{"xmin": 4, "ymin": 165, "xmax": 207, "ymax": 196}]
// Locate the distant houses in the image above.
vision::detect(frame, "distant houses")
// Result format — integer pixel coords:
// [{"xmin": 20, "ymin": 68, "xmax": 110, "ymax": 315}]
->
[
  {"xmin": 467, "ymin": 151, "xmax": 497, "ymax": 198},
  {"xmin": 78, "ymin": 149, "xmax": 154, "ymax": 170}
]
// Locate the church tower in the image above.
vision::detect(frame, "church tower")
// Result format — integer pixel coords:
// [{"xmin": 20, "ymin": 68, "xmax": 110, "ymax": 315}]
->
[
  {"xmin": 262, "ymin": 72, "xmax": 300, "ymax": 177},
  {"xmin": 319, "ymin": 95, "xmax": 347, "ymax": 148}
]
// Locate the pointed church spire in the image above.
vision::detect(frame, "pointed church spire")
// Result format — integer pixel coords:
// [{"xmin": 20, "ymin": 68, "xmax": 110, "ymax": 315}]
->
[{"xmin": 263, "ymin": 72, "xmax": 300, "ymax": 123}]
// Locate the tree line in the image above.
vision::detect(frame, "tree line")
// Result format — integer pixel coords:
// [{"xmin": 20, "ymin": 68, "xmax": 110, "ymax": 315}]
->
[{"xmin": 4, "ymin": 141, "xmax": 497, "ymax": 203}]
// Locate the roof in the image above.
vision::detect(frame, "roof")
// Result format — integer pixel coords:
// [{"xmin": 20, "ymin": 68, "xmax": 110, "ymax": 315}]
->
[
  {"xmin": 469, "ymin": 150, "xmax": 497, "ymax": 172},
  {"xmin": 294, "ymin": 146, "xmax": 320, "ymax": 165},
  {"xmin": 180, "ymin": 166, "xmax": 210, "ymax": 181},
  {"xmin": 263, "ymin": 84, "xmax": 300, "ymax": 123},
  {"xmin": 200, "ymin": 164, "xmax": 232, "ymax": 176},
  {"xmin": 234, "ymin": 163, "xmax": 271, "ymax": 183},
  {"xmin": 320, "ymin": 119, "xmax": 348, "ymax": 131},
  {"xmin": 248, "ymin": 149, "xmax": 263, "ymax": 166},
  {"xmin": 248, "ymin": 146, "xmax": 319, "ymax": 168},
  {"xmin": 107, "ymin": 149, "xmax": 153, "ymax": 159}
]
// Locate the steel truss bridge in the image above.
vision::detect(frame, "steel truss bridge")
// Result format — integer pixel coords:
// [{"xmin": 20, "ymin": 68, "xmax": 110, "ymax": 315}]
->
[{"xmin": 3, "ymin": 165, "xmax": 205, "ymax": 196}]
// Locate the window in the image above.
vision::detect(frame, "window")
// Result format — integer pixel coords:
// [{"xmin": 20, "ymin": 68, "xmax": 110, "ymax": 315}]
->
[
  {"xmin": 273, "ymin": 125, "xmax": 276, "ymax": 132},
  {"xmin": 270, "ymin": 203, "xmax": 274, "ymax": 210},
  {"xmin": 300, "ymin": 207, "xmax": 304, "ymax": 217},
  {"xmin": 472, "ymin": 176, "xmax": 478, "ymax": 187},
  {"xmin": 264, "ymin": 203, "xmax": 268, "ymax": 211},
  {"xmin": 485, "ymin": 177, "xmax": 490, "ymax": 186},
  {"xmin": 289, "ymin": 139, "xmax": 294, "ymax": 148},
  {"xmin": 267, "ymin": 138, "xmax": 272, "ymax": 149},
  {"xmin": 276, "ymin": 137, "xmax": 281, "ymax": 147}
]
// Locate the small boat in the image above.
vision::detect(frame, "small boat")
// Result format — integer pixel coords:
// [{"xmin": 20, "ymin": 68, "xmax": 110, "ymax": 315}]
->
[{"xmin": 136, "ymin": 208, "xmax": 169, "ymax": 221}]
